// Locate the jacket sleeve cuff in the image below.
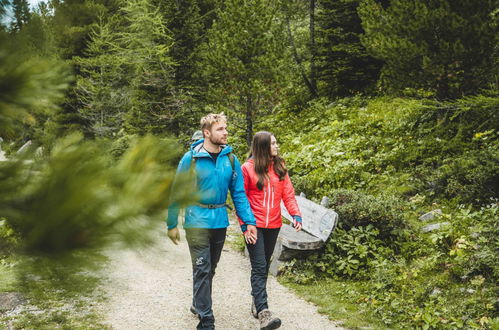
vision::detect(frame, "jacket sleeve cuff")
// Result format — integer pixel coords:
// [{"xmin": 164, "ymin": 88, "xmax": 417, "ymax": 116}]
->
[
  {"xmin": 240, "ymin": 224, "xmax": 247, "ymax": 233},
  {"xmin": 292, "ymin": 215, "xmax": 302, "ymax": 223},
  {"xmin": 167, "ymin": 220, "xmax": 178, "ymax": 230}
]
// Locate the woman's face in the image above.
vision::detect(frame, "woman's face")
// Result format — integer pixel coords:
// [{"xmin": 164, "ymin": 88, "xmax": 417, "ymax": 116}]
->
[{"xmin": 270, "ymin": 135, "xmax": 278, "ymax": 157}]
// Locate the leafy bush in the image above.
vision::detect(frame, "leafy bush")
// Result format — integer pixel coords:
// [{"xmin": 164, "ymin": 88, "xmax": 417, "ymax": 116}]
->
[
  {"xmin": 444, "ymin": 204, "xmax": 499, "ymax": 283},
  {"xmin": 314, "ymin": 225, "xmax": 394, "ymax": 279},
  {"xmin": 425, "ymin": 146, "xmax": 499, "ymax": 205},
  {"xmin": 329, "ymin": 189, "xmax": 408, "ymax": 241}
]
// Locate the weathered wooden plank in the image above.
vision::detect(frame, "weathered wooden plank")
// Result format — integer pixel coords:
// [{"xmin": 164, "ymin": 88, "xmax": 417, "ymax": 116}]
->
[{"xmin": 281, "ymin": 195, "xmax": 338, "ymax": 242}]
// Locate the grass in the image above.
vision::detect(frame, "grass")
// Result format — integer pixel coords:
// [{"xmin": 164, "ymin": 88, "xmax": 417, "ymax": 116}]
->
[
  {"xmin": 279, "ymin": 277, "xmax": 387, "ymax": 330},
  {"xmin": 0, "ymin": 250, "xmax": 110, "ymax": 329},
  {"xmin": 0, "ymin": 260, "xmax": 18, "ymax": 293}
]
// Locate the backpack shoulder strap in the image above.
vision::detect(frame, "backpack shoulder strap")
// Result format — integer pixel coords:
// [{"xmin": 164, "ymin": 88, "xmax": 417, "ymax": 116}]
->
[{"xmin": 228, "ymin": 152, "xmax": 235, "ymax": 171}]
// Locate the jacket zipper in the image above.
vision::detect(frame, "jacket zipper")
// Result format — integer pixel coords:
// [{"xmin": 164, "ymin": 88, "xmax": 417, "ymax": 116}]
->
[
  {"xmin": 271, "ymin": 186, "xmax": 274, "ymax": 208},
  {"xmin": 265, "ymin": 182, "xmax": 271, "ymax": 227}
]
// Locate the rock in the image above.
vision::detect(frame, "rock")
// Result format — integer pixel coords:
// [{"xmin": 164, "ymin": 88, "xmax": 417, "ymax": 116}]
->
[
  {"xmin": 0, "ymin": 292, "xmax": 26, "ymax": 312},
  {"xmin": 419, "ymin": 209, "xmax": 442, "ymax": 221},
  {"xmin": 16, "ymin": 140, "xmax": 32, "ymax": 154},
  {"xmin": 421, "ymin": 222, "xmax": 450, "ymax": 232},
  {"xmin": 430, "ymin": 288, "xmax": 441, "ymax": 296}
]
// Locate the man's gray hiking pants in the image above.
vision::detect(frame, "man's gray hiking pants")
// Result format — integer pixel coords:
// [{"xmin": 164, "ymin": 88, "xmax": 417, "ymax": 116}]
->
[{"xmin": 185, "ymin": 227, "xmax": 226, "ymax": 330}]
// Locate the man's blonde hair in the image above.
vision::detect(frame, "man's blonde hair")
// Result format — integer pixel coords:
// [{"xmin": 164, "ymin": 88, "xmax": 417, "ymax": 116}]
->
[{"xmin": 200, "ymin": 113, "xmax": 227, "ymax": 136}]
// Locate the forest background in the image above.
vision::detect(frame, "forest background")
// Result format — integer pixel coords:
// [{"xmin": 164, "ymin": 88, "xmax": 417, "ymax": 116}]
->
[{"xmin": 0, "ymin": 0, "xmax": 497, "ymax": 329}]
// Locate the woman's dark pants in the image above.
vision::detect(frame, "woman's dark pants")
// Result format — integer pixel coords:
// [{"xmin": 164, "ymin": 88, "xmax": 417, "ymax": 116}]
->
[
  {"xmin": 246, "ymin": 227, "xmax": 280, "ymax": 314},
  {"xmin": 185, "ymin": 228, "xmax": 226, "ymax": 330}
]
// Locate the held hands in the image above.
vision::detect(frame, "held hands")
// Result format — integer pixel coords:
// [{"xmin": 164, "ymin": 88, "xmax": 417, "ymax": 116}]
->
[
  {"xmin": 167, "ymin": 227, "xmax": 180, "ymax": 245},
  {"xmin": 244, "ymin": 224, "xmax": 257, "ymax": 244},
  {"xmin": 291, "ymin": 215, "xmax": 303, "ymax": 232}
]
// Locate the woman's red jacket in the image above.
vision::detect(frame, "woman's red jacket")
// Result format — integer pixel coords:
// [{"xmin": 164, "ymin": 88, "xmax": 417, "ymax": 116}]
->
[{"xmin": 238, "ymin": 158, "xmax": 301, "ymax": 229}]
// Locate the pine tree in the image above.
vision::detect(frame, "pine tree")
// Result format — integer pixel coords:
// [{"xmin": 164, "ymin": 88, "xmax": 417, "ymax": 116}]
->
[
  {"xmin": 75, "ymin": 0, "xmax": 177, "ymax": 137},
  {"xmin": 50, "ymin": 0, "xmax": 120, "ymax": 59},
  {"xmin": 154, "ymin": 0, "xmax": 203, "ymax": 89},
  {"xmin": 74, "ymin": 16, "xmax": 125, "ymax": 137},
  {"xmin": 316, "ymin": 0, "xmax": 382, "ymax": 98},
  {"xmin": 198, "ymin": 0, "xmax": 290, "ymax": 146},
  {"xmin": 120, "ymin": 0, "xmax": 177, "ymax": 135},
  {"xmin": 359, "ymin": 0, "xmax": 498, "ymax": 99},
  {"xmin": 11, "ymin": 0, "xmax": 31, "ymax": 31}
]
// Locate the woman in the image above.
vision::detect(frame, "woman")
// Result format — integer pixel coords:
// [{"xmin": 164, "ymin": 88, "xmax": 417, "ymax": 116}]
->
[{"xmin": 239, "ymin": 131, "xmax": 302, "ymax": 330}]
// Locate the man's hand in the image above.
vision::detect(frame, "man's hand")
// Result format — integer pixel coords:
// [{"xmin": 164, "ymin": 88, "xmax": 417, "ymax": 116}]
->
[
  {"xmin": 244, "ymin": 224, "xmax": 258, "ymax": 244},
  {"xmin": 167, "ymin": 227, "xmax": 180, "ymax": 245}
]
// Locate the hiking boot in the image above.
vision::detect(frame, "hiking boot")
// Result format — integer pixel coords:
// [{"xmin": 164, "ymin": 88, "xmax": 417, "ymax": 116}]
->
[
  {"xmin": 190, "ymin": 305, "xmax": 199, "ymax": 318},
  {"xmin": 251, "ymin": 297, "xmax": 258, "ymax": 319},
  {"xmin": 258, "ymin": 309, "xmax": 281, "ymax": 330}
]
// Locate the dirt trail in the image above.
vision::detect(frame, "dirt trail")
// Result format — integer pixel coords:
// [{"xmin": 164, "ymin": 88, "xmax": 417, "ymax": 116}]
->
[{"xmin": 99, "ymin": 226, "xmax": 343, "ymax": 330}]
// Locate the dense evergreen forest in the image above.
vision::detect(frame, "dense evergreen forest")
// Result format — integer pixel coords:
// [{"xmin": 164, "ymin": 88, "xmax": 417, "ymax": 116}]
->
[{"xmin": 1, "ymin": 0, "xmax": 497, "ymax": 328}]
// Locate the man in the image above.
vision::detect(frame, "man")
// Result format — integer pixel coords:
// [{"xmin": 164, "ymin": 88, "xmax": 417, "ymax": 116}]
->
[{"xmin": 167, "ymin": 113, "xmax": 257, "ymax": 330}]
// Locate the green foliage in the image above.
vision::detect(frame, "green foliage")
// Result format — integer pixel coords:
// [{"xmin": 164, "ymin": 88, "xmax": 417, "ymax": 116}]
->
[
  {"xmin": 75, "ymin": 0, "xmax": 180, "ymax": 137},
  {"xmin": 282, "ymin": 204, "xmax": 498, "ymax": 328},
  {"xmin": 0, "ymin": 133, "xmax": 193, "ymax": 254},
  {"xmin": 329, "ymin": 189, "xmax": 407, "ymax": 240},
  {"xmin": 270, "ymin": 94, "xmax": 498, "ymax": 328},
  {"xmin": 197, "ymin": 0, "xmax": 291, "ymax": 145},
  {"xmin": 316, "ymin": 0, "xmax": 381, "ymax": 98},
  {"xmin": 360, "ymin": 204, "xmax": 499, "ymax": 328},
  {"xmin": 0, "ymin": 218, "xmax": 19, "ymax": 256},
  {"xmin": 279, "ymin": 277, "xmax": 394, "ymax": 329},
  {"xmin": 1, "ymin": 251, "xmax": 109, "ymax": 329},
  {"xmin": 10, "ymin": 0, "xmax": 31, "ymax": 31},
  {"xmin": 154, "ymin": 0, "xmax": 203, "ymax": 88},
  {"xmin": 426, "ymin": 147, "xmax": 499, "ymax": 205},
  {"xmin": 358, "ymin": 0, "xmax": 498, "ymax": 99},
  {"xmin": 0, "ymin": 31, "xmax": 71, "ymax": 140},
  {"xmin": 265, "ymin": 95, "xmax": 499, "ymax": 206},
  {"xmin": 50, "ymin": 0, "xmax": 120, "ymax": 59},
  {"xmin": 318, "ymin": 225, "xmax": 393, "ymax": 279}
]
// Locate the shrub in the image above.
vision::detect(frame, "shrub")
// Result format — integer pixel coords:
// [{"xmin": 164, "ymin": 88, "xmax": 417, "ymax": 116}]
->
[
  {"xmin": 329, "ymin": 189, "xmax": 408, "ymax": 241},
  {"xmin": 315, "ymin": 224, "xmax": 394, "ymax": 279},
  {"xmin": 427, "ymin": 146, "xmax": 499, "ymax": 205}
]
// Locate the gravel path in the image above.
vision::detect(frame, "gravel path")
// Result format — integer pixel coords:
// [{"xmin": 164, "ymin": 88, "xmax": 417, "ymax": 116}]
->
[{"xmin": 99, "ymin": 225, "xmax": 343, "ymax": 330}]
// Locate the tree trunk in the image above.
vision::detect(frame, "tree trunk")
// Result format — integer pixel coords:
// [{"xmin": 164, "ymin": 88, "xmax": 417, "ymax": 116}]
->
[
  {"xmin": 245, "ymin": 95, "xmax": 253, "ymax": 147},
  {"xmin": 286, "ymin": 14, "xmax": 317, "ymax": 97},
  {"xmin": 309, "ymin": 0, "xmax": 317, "ymax": 94}
]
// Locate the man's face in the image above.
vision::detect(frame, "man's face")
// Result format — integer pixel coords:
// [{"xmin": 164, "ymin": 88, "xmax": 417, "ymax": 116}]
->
[{"xmin": 205, "ymin": 121, "xmax": 228, "ymax": 146}]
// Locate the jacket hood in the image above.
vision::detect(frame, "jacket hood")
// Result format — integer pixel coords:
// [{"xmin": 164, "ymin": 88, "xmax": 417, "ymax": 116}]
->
[{"xmin": 190, "ymin": 138, "xmax": 232, "ymax": 157}]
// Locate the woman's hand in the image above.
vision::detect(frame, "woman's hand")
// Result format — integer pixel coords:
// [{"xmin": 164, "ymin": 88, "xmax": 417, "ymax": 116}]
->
[
  {"xmin": 244, "ymin": 224, "xmax": 258, "ymax": 244},
  {"xmin": 292, "ymin": 215, "xmax": 302, "ymax": 232},
  {"xmin": 294, "ymin": 221, "xmax": 302, "ymax": 232}
]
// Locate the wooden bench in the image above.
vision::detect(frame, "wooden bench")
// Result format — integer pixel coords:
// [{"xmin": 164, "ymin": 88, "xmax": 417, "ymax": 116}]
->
[{"xmin": 269, "ymin": 194, "xmax": 338, "ymax": 276}]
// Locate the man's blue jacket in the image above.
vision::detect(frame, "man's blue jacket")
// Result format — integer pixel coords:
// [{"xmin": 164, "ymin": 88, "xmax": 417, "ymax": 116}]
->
[{"xmin": 167, "ymin": 139, "xmax": 256, "ymax": 230}]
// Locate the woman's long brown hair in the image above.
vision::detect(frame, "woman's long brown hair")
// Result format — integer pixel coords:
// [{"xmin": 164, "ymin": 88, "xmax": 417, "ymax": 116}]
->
[{"xmin": 249, "ymin": 131, "xmax": 287, "ymax": 190}]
